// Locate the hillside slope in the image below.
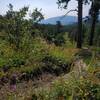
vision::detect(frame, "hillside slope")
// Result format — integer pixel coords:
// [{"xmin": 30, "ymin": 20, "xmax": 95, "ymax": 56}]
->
[{"xmin": 39, "ymin": 16, "xmax": 77, "ymax": 25}]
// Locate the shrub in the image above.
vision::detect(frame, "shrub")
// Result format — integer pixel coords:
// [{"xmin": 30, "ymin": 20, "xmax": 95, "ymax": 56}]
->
[{"xmin": 33, "ymin": 73, "xmax": 100, "ymax": 100}]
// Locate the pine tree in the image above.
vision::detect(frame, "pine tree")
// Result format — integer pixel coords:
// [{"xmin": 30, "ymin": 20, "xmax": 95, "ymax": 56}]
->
[{"xmin": 89, "ymin": 0, "xmax": 100, "ymax": 46}]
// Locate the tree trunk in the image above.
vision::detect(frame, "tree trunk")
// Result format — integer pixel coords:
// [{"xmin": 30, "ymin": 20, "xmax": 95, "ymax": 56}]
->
[
  {"xmin": 89, "ymin": 13, "xmax": 96, "ymax": 46},
  {"xmin": 77, "ymin": 0, "xmax": 83, "ymax": 48}
]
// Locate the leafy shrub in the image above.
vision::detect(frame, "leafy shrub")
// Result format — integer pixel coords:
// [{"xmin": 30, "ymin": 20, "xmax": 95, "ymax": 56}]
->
[
  {"xmin": 8, "ymin": 58, "xmax": 25, "ymax": 68},
  {"xmin": 42, "ymin": 54, "xmax": 70, "ymax": 75}
]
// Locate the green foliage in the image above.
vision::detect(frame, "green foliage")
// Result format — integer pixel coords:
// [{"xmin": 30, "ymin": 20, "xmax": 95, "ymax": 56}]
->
[
  {"xmin": 35, "ymin": 22, "xmax": 67, "ymax": 46},
  {"xmin": 33, "ymin": 73, "xmax": 100, "ymax": 100},
  {"xmin": 30, "ymin": 8, "xmax": 44, "ymax": 24},
  {"xmin": 0, "ymin": 35, "xmax": 77, "ymax": 79},
  {"xmin": 0, "ymin": 2, "xmax": 100, "ymax": 100},
  {"xmin": 0, "ymin": 4, "xmax": 44, "ymax": 50},
  {"xmin": 3, "ymin": 4, "xmax": 29, "ymax": 49}
]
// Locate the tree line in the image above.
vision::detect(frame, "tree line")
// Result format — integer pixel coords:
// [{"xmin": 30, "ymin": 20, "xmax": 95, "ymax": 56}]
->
[
  {"xmin": 57, "ymin": 0, "xmax": 100, "ymax": 48},
  {"xmin": 0, "ymin": 1, "xmax": 100, "ymax": 49}
]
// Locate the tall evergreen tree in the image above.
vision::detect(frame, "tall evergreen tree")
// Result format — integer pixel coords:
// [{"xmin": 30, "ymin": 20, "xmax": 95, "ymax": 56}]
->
[
  {"xmin": 57, "ymin": 0, "xmax": 91, "ymax": 48},
  {"xmin": 56, "ymin": 21, "xmax": 62, "ymax": 33},
  {"xmin": 89, "ymin": 0, "xmax": 100, "ymax": 46}
]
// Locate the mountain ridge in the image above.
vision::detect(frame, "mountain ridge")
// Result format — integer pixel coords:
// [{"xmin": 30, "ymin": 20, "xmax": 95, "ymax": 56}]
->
[{"xmin": 39, "ymin": 15, "xmax": 78, "ymax": 25}]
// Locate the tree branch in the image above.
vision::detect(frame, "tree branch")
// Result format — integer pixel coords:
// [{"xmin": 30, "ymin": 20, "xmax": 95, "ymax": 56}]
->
[{"xmin": 60, "ymin": 9, "xmax": 78, "ymax": 20}]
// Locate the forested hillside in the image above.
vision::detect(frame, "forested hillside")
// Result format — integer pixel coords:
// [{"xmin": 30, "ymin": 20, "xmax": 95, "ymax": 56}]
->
[{"xmin": 0, "ymin": 0, "xmax": 100, "ymax": 100}]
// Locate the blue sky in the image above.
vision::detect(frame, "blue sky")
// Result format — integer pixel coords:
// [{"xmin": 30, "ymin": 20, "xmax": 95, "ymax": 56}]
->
[{"xmin": 0, "ymin": 0, "xmax": 90, "ymax": 19}]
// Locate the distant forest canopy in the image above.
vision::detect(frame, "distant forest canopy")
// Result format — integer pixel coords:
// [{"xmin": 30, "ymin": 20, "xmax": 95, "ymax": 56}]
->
[
  {"xmin": 39, "ymin": 15, "xmax": 100, "ymax": 25},
  {"xmin": 0, "ymin": 0, "xmax": 100, "ymax": 49}
]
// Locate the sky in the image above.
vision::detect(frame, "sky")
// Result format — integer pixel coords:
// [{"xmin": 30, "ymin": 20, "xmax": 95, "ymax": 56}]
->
[{"xmin": 0, "ymin": 0, "xmax": 90, "ymax": 19}]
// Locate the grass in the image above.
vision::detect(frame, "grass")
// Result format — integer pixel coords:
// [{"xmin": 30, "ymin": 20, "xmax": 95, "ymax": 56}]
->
[
  {"xmin": 0, "ymin": 36, "xmax": 100, "ymax": 100},
  {"xmin": 0, "ymin": 37, "xmax": 78, "ymax": 79},
  {"xmin": 30, "ymin": 70, "xmax": 100, "ymax": 100}
]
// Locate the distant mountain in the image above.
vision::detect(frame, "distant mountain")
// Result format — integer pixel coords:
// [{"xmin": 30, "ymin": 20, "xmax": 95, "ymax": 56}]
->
[{"xmin": 39, "ymin": 16, "xmax": 78, "ymax": 25}]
